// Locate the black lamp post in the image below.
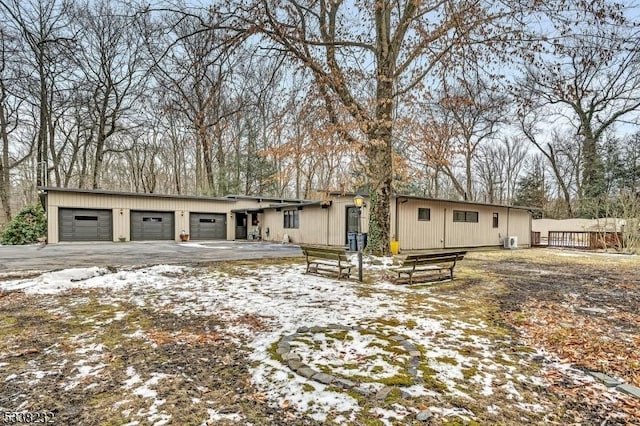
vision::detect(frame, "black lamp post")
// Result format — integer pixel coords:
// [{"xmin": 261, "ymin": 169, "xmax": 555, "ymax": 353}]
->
[{"xmin": 353, "ymin": 194, "xmax": 365, "ymax": 282}]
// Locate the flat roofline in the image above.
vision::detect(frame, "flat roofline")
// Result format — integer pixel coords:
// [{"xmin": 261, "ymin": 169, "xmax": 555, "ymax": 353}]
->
[
  {"xmin": 326, "ymin": 191, "xmax": 536, "ymax": 211},
  {"xmin": 39, "ymin": 187, "xmax": 537, "ymax": 212},
  {"xmin": 231, "ymin": 208, "xmax": 265, "ymax": 213},
  {"xmin": 394, "ymin": 194, "xmax": 538, "ymax": 212},
  {"xmin": 259, "ymin": 200, "xmax": 328, "ymax": 210},
  {"xmin": 223, "ymin": 194, "xmax": 307, "ymax": 203},
  {"xmin": 39, "ymin": 187, "xmax": 235, "ymax": 202}
]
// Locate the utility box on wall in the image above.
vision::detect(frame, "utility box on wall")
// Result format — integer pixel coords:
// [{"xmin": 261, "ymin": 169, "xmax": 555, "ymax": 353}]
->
[{"xmin": 504, "ymin": 236, "xmax": 518, "ymax": 249}]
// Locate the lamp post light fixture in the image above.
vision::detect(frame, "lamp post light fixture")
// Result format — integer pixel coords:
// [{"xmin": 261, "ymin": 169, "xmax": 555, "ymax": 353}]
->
[{"xmin": 353, "ymin": 195, "xmax": 365, "ymax": 282}]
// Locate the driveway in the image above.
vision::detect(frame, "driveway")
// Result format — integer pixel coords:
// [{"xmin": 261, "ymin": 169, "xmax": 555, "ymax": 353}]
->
[{"xmin": 0, "ymin": 240, "xmax": 302, "ymax": 275}]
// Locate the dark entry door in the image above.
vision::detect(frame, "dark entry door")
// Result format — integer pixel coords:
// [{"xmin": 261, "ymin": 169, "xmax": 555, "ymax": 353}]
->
[
  {"xmin": 235, "ymin": 213, "xmax": 247, "ymax": 239},
  {"xmin": 346, "ymin": 206, "xmax": 360, "ymax": 243}
]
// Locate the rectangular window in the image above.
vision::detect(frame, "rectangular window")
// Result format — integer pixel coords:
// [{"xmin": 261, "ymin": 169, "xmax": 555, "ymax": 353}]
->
[
  {"xmin": 283, "ymin": 210, "xmax": 299, "ymax": 229},
  {"xmin": 75, "ymin": 216, "xmax": 98, "ymax": 221},
  {"xmin": 143, "ymin": 217, "xmax": 162, "ymax": 222},
  {"xmin": 418, "ymin": 208, "xmax": 431, "ymax": 221},
  {"xmin": 453, "ymin": 210, "xmax": 479, "ymax": 223},
  {"xmin": 200, "ymin": 218, "xmax": 215, "ymax": 223},
  {"xmin": 492, "ymin": 213, "xmax": 499, "ymax": 228}
]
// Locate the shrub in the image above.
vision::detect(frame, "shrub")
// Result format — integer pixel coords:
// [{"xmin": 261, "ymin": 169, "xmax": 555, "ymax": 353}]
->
[{"xmin": 1, "ymin": 204, "xmax": 47, "ymax": 245}]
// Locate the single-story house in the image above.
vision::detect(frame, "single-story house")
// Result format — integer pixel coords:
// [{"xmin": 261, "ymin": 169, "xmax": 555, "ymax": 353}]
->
[
  {"xmin": 40, "ymin": 187, "xmax": 304, "ymax": 243},
  {"xmin": 40, "ymin": 187, "xmax": 533, "ymax": 250},
  {"xmin": 259, "ymin": 193, "xmax": 532, "ymax": 249}
]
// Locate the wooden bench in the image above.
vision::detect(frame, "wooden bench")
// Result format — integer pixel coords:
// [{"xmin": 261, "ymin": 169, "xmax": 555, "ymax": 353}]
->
[
  {"xmin": 300, "ymin": 245, "xmax": 354, "ymax": 279},
  {"xmin": 390, "ymin": 251, "xmax": 467, "ymax": 285}
]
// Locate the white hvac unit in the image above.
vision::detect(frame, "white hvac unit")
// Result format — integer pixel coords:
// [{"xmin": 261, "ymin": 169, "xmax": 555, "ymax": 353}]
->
[{"xmin": 503, "ymin": 236, "xmax": 518, "ymax": 249}]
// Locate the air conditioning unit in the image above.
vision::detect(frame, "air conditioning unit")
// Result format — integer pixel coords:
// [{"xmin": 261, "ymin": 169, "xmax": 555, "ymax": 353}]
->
[{"xmin": 504, "ymin": 236, "xmax": 518, "ymax": 249}]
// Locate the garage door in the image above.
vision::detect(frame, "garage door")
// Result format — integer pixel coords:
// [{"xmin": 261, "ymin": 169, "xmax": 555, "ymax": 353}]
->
[
  {"xmin": 130, "ymin": 211, "xmax": 174, "ymax": 241},
  {"xmin": 59, "ymin": 208, "xmax": 113, "ymax": 242},
  {"xmin": 189, "ymin": 213, "xmax": 227, "ymax": 240}
]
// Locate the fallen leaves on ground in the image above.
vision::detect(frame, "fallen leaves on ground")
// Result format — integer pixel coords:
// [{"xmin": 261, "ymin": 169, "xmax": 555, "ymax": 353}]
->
[
  {"xmin": 506, "ymin": 300, "xmax": 640, "ymax": 420},
  {"xmin": 146, "ymin": 330, "xmax": 224, "ymax": 345}
]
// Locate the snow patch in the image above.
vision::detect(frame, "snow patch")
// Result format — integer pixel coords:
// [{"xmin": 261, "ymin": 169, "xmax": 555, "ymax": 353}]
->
[
  {"xmin": 203, "ymin": 409, "xmax": 243, "ymax": 423},
  {"xmin": 0, "ymin": 265, "xmax": 188, "ymax": 295}
]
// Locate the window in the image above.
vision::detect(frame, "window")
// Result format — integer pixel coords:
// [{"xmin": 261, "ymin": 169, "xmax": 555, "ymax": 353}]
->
[
  {"xmin": 418, "ymin": 208, "xmax": 431, "ymax": 221},
  {"xmin": 453, "ymin": 210, "xmax": 478, "ymax": 223},
  {"xmin": 75, "ymin": 215, "xmax": 98, "ymax": 221},
  {"xmin": 283, "ymin": 209, "xmax": 299, "ymax": 229},
  {"xmin": 143, "ymin": 217, "xmax": 163, "ymax": 222},
  {"xmin": 492, "ymin": 213, "xmax": 499, "ymax": 228}
]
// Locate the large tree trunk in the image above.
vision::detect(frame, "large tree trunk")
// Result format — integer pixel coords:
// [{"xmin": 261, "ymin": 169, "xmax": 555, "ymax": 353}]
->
[
  {"xmin": 92, "ymin": 84, "xmax": 115, "ymax": 189},
  {"xmin": 36, "ymin": 61, "xmax": 48, "ymax": 189},
  {"xmin": 216, "ymin": 135, "xmax": 226, "ymax": 196},
  {"xmin": 547, "ymin": 144, "xmax": 574, "ymax": 217},
  {"xmin": 465, "ymin": 140, "xmax": 473, "ymax": 200},
  {"xmin": 580, "ymin": 124, "xmax": 605, "ymax": 201},
  {"xmin": 0, "ymin": 96, "xmax": 11, "ymax": 222},
  {"xmin": 365, "ymin": 138, "xmax": 393, "ymax": 256},
  {"xmin": 92, "ymin": 132, "xmax": 105, "ymax": 189},
  {"xmin": 367, "ymin": 8, "xmax": 394, "ymax": 256},
  {"xmin": 196, "ymin": 116, "xmax": 215, "ymax": 195}
]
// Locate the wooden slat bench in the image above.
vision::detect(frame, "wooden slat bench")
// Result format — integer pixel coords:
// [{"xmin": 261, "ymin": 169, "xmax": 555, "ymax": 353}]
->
[
  {"xmin": 390, "ymin": 251, "xmax": 467, "ymax": 285},
  {"xmin": 300, "ymin": 245, "xmax": 354, "ymax": 279}
]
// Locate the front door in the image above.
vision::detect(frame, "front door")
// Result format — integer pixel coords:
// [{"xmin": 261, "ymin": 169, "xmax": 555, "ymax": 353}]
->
[
  {"xmin": 235, "ymin": 213, "xmax": 247, "ymax": 239},
  {"xmin": 345, "ymin": 206, "xmax": 360, "ymax": 244}
]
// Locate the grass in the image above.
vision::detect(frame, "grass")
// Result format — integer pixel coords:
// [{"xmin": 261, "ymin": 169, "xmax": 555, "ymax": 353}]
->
[
  {"xmin": 435, "ymin": 356, "xmax": 459, "ymax": 365},
  {"xmin": 462, "ymin": 366, "xmax": 478, "ymax": 380},
  {"xmin": 1, "ymin": 250, "xmax": 638, "ymax": 424},
  {"xmin": 325, "ymin": 330, "xmax": 352, "ymax": 341}
]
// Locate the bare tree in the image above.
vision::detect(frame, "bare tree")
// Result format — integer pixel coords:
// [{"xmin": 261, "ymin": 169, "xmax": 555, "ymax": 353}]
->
[
  {"xmin": 70, "ymin": 0, "xmax": 149, "ymax": 189},
  {"xmin": 520, "ymin": 109, "xmax": 581, "ymax": 217},
  {"xmin": 518, "ymin": 9, "xmax": 640, "ymax": 205},
  {"xmin": 0, "ymin": 0, "xmax": 73, "ymax": 190},
  {"xmin": 250, "ymin": 0, "xmax": 516, "ymax": 254},
  {"xmin": 435, "ymin": 70, "xmax": 508, "ymax": 200},
  {"xmin": 0, "ymin": 29, "xmax": 33, "ymax": 221},
  {"xmin": 149, "ymin": 7, "xmax": 246, "ymax": 195},
  {"xmin": 400, "ymin": 103, "xmax": 457, "ymax": 198},
  {"xmin": 475, "ymin": 137, "xmax": 528, "ymax": 204}
]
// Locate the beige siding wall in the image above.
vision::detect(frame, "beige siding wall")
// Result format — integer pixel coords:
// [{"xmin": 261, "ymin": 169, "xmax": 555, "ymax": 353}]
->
[
  {"xmin": 327, "ymin": 196, "xmax": 370, "ymax": 246},
  {"xmin": 445, "ymin": 204, "xmax": 506, "ymax": 248},
  {"xmin": 396, "ymin": 199, "xmax": 446, "ymax": 250},
  {"xmin": 114, "ymin": 208, "xmax": 130, "ymax": 241},
  {"xmin": 46, "ymin": 190, "xmax": 531, "ymax": 249},
  {"xmin": 261, "ymin": 195, "xmax": 372, "ymax": 247},
  {"xmin": 396, "ymin": 200, "xmax": 531, "ymax": 249},
  {"xmin": 262, "ymin": 206, "xmax": 332, "ymax": 245},
  {"xmin": 327, "ymin": 198, "xmax": 348, "ymax": 246},
  {"xmin": 47, "ymin": 206, "xmax": 59, "ymax": 244},
  {"xmin": 390, "ymin": 199, "xmax": 397, "ymax": 241},
  {"xmin": 507, "ymin": 209, "xmax": 531, "ymax": 247},
  {"xmin": 47, "ymin": 191, "xmax": 235, "ymax": 243},
  {"xmin": 533, "ymin": 218, "xmax": 623, "ymax": 234},
  {"xmin": 261, "ymin": 210, "xmax": 281, "ymax": 242}
]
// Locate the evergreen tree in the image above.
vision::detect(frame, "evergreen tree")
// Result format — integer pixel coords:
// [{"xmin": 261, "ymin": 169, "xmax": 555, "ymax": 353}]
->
[{"xmin": 514, "ymin": 164, "xmax": 546, "ymax": 215}]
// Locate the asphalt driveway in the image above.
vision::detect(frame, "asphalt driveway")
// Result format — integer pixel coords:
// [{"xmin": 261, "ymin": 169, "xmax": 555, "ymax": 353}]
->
[{"xmin": 0, "ymin": 240, "xmax": 302, "ymax": 275}]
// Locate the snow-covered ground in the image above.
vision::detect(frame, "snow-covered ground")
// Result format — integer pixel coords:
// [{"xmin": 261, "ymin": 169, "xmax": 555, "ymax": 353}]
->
[{"xmin": 0, "ymin": 258, "xmax": 632, "ymax": 424}]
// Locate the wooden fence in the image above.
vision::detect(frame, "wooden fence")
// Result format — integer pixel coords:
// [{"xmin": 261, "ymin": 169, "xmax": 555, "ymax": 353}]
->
[
  {"xmin": 531, "ymin": 232, "xmax": 541, "ymax": 246},
  {"xmin": 547, "ymin": 231, "xmax": 624, "ymax": 250}
]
